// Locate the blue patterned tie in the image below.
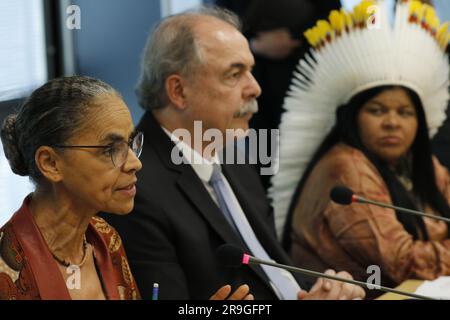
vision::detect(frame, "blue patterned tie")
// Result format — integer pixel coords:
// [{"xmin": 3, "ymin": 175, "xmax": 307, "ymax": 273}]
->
[{"xmin": 209, "ymin": 164, "xmax": 300, "ymax": 300}]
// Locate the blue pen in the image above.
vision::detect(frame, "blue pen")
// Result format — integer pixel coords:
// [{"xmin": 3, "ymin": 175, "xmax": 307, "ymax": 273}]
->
[{"xmin": 152, "ymin": 283, "xmax": 159, "ymax": 300}]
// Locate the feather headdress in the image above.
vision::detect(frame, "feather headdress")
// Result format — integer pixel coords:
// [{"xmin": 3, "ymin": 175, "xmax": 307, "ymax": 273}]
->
[{"xmin": 269, "ymin": 0, "xmax": 450, "ymax": 237}]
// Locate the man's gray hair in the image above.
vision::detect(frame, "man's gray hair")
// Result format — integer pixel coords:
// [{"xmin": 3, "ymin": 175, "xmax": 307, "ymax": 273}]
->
[{"xmin": 136, "ymin": 6, "xmax": 241, "ymax": 110}]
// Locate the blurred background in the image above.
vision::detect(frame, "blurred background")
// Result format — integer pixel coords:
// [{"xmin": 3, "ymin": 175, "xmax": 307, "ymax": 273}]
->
[{"xmin": 0, "ymin": 0, "xmax": 449, "ymax": 226}]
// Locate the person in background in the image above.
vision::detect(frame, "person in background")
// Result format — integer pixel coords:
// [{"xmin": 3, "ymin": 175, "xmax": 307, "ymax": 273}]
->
[{"xmin": 271, "ymin": 0, "xmax": 450, "ymax": 298}]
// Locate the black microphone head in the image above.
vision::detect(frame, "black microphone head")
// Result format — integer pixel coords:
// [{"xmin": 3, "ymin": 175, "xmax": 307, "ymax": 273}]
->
[
  {"xmin": 330, "ymin": 186, "xmax": 354, "ymax": 205},
  {"xmin": 216, "ymin": 244, "xmax": 245, "ymax": 268}
]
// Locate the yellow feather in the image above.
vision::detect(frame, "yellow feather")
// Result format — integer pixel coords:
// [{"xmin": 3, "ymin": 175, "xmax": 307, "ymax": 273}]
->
[
  {"xmin": 344, "ymin": 10, "xmax": 354, "ymax": 30},
  {"xmin": 437, "ymin": 22, "xmax": 449, "ymax": 42},
  {"xmin": 444, "ymin": 34, "xmax": 450, "ymax": 49},
  {"xmin": 361, "ymin": 0, "xmax": 377, "ymax": 21},
  {"xmin": 353, "ymin": 3, "xmax": 364, "ymax": 23},
  {"xmin": 329, "ymin": 10, "xmax": 345, "ymax": 33},
  {"xmin": 409, "ymin": 1, "xmax": 423, "ymax": 22},
  {"xmin": 409, "ymin": 1, "xmax": 422, "ymax": 16},
  {"xmin": 304, "ymin": 29, "xmax": 315, "ymax": 46},
  {"xmin": 316, "ymin": 20, "xmax": 333, "ymax": 42}
]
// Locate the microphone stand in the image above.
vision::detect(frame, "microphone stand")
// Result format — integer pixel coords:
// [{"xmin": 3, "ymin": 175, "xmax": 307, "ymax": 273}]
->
[
  {"xmin": 247, "ymin": 256, "xmax": 436, "ymax": 300},
  {"xmin": 355, "ymin": 196, "xmax": 450, "ymax": 224}
]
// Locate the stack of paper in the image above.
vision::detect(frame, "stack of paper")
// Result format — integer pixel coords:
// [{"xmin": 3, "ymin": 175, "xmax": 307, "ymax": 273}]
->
[{"xmin": 415, "ymin": 277, "xmax": 450, "ymax": 300}]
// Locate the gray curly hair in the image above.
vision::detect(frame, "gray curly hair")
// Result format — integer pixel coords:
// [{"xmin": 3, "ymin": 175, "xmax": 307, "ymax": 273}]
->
[{"xmin": 136, "ymin": 6, "xmax": 241, "ymax": 111}]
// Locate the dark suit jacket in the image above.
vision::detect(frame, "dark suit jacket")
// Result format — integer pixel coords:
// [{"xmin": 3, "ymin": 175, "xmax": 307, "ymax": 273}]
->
[{"xmin": 104, "ymin": 112, "xmax": 310, "ymax": 299}]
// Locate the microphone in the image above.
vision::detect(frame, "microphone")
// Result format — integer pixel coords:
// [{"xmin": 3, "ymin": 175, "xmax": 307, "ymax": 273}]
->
[
  {"xmin": 216, "ymin": 244, "xmax": 435, "ymax": 300},
  {"xmin": 330, "ymin": 186, "xmax": 450, "ymax": 224}
]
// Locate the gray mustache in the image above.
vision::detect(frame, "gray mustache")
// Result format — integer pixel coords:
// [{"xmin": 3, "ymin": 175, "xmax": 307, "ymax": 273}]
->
[{"xmin": 233, "ymin": 100, "xmax": 259, "ymax": 118}]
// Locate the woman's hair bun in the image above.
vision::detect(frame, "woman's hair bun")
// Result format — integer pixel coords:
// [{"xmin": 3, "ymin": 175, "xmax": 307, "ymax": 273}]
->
[{"xmin": 1, "ymin": 114, "xmax": 29, "ymax": 176}]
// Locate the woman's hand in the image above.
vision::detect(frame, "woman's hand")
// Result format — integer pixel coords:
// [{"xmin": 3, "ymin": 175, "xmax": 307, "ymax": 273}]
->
[{"xmin": 209, "ymin": 284, "xmax": 254, "ymax": 300}]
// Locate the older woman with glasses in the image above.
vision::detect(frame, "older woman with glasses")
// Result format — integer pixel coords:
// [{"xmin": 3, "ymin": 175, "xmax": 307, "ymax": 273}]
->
[{"xmin": 0, "ymin": 76, "xmax": 143, "ymax": 300}]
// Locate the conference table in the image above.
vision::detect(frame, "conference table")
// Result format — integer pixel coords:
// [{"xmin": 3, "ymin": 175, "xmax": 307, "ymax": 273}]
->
[{"xmin": 376, "ymin": 280, "xmax": 424, "ymax": 300}]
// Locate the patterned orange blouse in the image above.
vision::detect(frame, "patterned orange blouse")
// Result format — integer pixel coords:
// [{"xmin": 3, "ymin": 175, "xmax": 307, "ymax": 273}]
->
[{"xmin": 0, "ymin": 196, "xmax": 140, "ymax": 300}]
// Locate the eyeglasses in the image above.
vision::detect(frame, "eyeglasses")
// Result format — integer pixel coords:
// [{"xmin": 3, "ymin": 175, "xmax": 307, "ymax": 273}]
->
[{"xmin": 52, "ymin": 132, "xmax": 144, "ymax": 168}]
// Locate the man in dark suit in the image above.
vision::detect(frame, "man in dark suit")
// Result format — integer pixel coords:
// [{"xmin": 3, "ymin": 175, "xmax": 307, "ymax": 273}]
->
[{"xmin": 105, "ymin": 7, "xmax": 365, "ymax": 300}]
